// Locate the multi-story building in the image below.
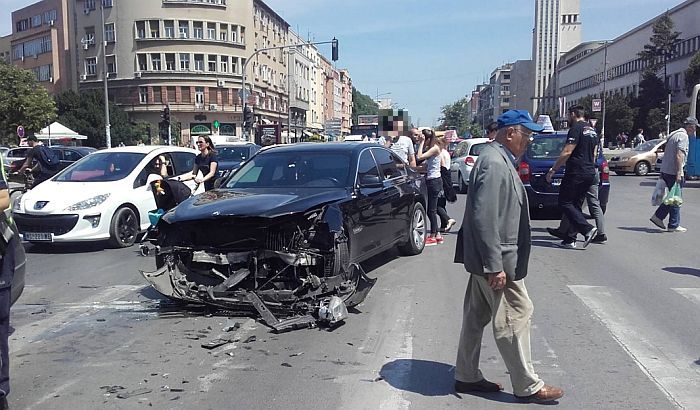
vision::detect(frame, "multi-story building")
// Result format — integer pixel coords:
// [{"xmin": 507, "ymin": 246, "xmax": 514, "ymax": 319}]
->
[
  {"xmin": 306, "ymin": 44, "xmax": 325, "ymax": 134},
  {"xmin": 10, "ymin": 0, "xmax": 76, "ymax": 94},
  {"xmin": 490, "ymin": 63, "xmax": 513, "ymax": 118},
  {"xmin": 0, "ymin": 34, "xmax": 12, "ymax": 63},
  {"xmin": 558, "ymin": 0, "xmax": 700, "ymax": 111},
  {"xmin": 332, "ymin": 69, "xmax": 342, "ymax": 124},
  {"xmin": 339, "ymin": 69, "xmax": 352, "ymax": 135},
  {"xmin": 473, "ymin": 83, "xmax": 494, "ymax": 131},
  {"xmin": 73, "ymin": 0, "xmax": 289, "ymax": 143},
  {"xmin": 319, "ymin": 54, "xmax": 335, "ymax": 123},
  {"xmin": 532, "ymin": 0, "xmax": 581, "ymax": 115},
  {"xmin": 510, "ymin": 59, "xmax": 536, "ymax": 113},
  {"xmin": 287, "ymin": 29, "xmax": 310, "ymax": 142}
]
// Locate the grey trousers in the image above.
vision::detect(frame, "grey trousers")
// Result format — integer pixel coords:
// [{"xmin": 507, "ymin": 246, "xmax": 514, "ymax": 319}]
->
[
  {"xmin": 559, "ymin": 172, "xmax": 605, "ymax": 235},
  {"xmin": 455, "ymin": 274, "xmax": 544, "ymax": 396}
]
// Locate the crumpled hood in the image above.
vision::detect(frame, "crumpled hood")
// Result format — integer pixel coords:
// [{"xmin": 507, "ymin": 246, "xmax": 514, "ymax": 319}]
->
[{"xmin": 164, "ymin": 188, "xmax": 350, "ymax": 222}]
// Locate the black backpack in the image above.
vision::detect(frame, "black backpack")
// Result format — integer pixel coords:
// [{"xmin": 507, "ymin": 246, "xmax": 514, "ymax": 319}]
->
[{"xmin": 36, "ymin": 146, "xmax": 60, "ymax": 170}]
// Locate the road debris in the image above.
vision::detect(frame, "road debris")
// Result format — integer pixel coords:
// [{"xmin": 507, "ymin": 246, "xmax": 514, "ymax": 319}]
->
[
  {"xmin": 116, "ymin": 387, "xmax": 152, "ymax": 399},
  {"xmin": 242, "ymin": 335, "xmax": 256, "ymax": 343},
  {"xmin": 289, "ymin": 352, "xmax": 304, "ymax": 357},
  {"xmin": 281, "ymin": 362, "xmax": 292, "ymax": 367},
  {"xmin": 201, "ymin": 338, "xmax": 233, "ymax": 349},
  {"xmin": 100, "ymin": 385, "xmax": 125, "ymax": 394}
]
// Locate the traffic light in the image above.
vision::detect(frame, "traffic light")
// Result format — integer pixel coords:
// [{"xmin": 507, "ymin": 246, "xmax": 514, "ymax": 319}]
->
[
  {"xmin": 161, "ymin": 106, "xmax": 170, "ymax": 125},
  {"xmin": 243, "ymin": 106, "xmax": 253, "ymax": 129},
  {"xmin": 158, "ymin": 121, "xmax": 168, "ymax": 141},
  {"xmin": 331, "ymin": 38, "xmax": 339, "ymax": 61}
]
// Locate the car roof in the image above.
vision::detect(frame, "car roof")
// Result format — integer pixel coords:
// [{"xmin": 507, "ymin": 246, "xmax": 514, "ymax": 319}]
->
[
  {"xmin": 217, "ymin": 142, "xmax": 260, "ymax": 147},
  {"xmin": 93, "ymin": 145, "xmax": 198, "ymax": 155},
  {"xmin": 460, "ymin": 138, "xmax": 490, "ymax": 145},
  {"xmin": 260, "ymin": 142, "xmax": 375, "ymax": 155}
]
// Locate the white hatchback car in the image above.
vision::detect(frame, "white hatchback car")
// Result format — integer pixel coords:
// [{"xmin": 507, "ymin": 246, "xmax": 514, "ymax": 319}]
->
[
  {"xmin": 449, "ymin": 138, "xmax": 490, "ymax": 193},
  {"xmin": 13, "ymin": 146, "xmax": 202, "ymax": 247}
]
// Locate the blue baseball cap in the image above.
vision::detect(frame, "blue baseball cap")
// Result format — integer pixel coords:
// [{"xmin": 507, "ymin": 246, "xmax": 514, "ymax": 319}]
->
[{"xmin": 497, "ymin": 110, "xmax": 545, "ymax": 132}]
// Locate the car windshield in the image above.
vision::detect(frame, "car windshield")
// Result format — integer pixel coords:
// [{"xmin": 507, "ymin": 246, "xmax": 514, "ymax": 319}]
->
[
  {"xmin": 225, "ymin": 151, "xmax": 351, "ymax": 188},
  {"xmin": 55, "ymin": 152, "xmax": 146, "ymax": 182},
  {"xmin": 633, "ymin": 140, "xmax": 660, "ymax": 152},
  {"xmin": 218, "ymin": 146, "xmax": 253, "ymax": 162},
  {"xmin": 528, "ymin": 135, "xmax": 567, "ymax": 159}
]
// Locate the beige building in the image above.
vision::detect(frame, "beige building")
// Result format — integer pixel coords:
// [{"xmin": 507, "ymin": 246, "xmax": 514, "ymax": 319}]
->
[
  {"xmin": 74, "ymin": 0, "xmax": 289, "ymax": 143},
  {"xmin": 306, "ymin": 44, "xmax": 325, "ymax": 133},
  {"xmin": 286, "ymin": 29, "xmax": 310, "ymax": 142},
  {"xmin": 320, "ymin": 54, "xmax": 335, "ymax": 124},
  {"xmin": 339, "ymin": 68, "xmax": 352, "ymax": 135},
  {"xmin": 10, "ymin": 0, "xmax": 76, "ymax": 94},
  {"xmin": 0, "ymin": 34, "xmax": 12, "ymax": 63}
]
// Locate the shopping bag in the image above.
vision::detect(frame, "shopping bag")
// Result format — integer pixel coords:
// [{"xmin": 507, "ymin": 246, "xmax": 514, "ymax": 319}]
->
[
  {"xmin": 662, "ymin": 182, "xmax": 683, "ymax": 206},
  {"xmin": 651, "ymin": 178, "xmax": 667, "ymax": 206}
]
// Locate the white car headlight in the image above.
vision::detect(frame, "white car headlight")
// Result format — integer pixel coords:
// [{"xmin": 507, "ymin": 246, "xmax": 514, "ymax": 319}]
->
[
  {"xmin": 12, "ymin": 196, "xmax": 21, "ymax": 212},
  {"xmin": 65, "ymin": 194, "xmax": 111, "ymax": 211}
]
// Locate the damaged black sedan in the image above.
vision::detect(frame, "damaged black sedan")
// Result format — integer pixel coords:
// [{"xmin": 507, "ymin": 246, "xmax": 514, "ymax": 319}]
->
[{"xmin": 142, "ymin": 143, "xmax": 427, "ymax": 331}]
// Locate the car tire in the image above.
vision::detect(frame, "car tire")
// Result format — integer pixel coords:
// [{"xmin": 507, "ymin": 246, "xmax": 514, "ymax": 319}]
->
[
  {"xmin": 458, "ymin": 173, "xmax": 468, "ymax": 194},
  {"xmin": 398, "ymin": 202, "xmax": 426, "ymax": 256},
  {"xmin": 614, "ymin": 171, "xmax": 628, "ymax": 176},
  {"xmin": 109, "ymin": 206, "xmax": 139, "ymax": 248},
  {"xmin": 634, "ymin": 161, "xmax": 650, "ymax": 176}
]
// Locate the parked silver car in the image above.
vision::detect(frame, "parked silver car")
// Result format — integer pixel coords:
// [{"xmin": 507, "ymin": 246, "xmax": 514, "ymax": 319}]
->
[{"xmin": 449, "ymin": 138, "xmax": 490, "ymax": 193}]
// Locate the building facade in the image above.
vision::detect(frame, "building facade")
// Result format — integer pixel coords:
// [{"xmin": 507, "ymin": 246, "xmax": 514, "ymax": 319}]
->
[
  {"xmin": 319, "ymin": 54, "xmax": 335, "ymax": 123},
  {"xmin": 0, "ymin": 34, "xmax": 12, "ymax": 63},
  {"xmin": 339, "ymin": 69, "xmax": 352, "ymax": 135},
  {"xmin": 306, "ymin": 44, "xmax": 325, "ymax": 133},
  {"xmin": 510, "ymin": 59, "xmax": 536, "ymax": 113},
  {"xmin": 532, "ymin": 0, "xmax": 581, "ymax": 115},
  {"xmin": 558, "ymin": 0, "xmax": 700, "ymax": 111},
  {"xmin": 287, "ymin": 30, "xmax": 309, "ymax": 142},
  {"xmin": 490, "ymin": 63, "xmax": 513, "ymax": 119},
  {"xmin": 10, "ymin": 0, "xmax": 76, "ymax": 94}
]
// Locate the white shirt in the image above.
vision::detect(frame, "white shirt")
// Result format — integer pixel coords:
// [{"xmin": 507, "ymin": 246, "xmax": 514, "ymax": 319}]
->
[{"xmin": 387, "ymin": 136, "xmax": 415, "ymax": 163}]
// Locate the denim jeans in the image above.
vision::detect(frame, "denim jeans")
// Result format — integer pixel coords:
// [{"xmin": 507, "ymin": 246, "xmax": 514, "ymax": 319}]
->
[
  {"xmin": 426, "ymin": 177, "xmax": 442, "ymax": 235},
  {"xmin": 654, "ymin": 172, "xmax": 683, "ymax": 229}
]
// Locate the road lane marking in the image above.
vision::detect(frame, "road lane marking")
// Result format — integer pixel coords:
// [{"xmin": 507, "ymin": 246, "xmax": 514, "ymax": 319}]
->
[
  {"xmin": 10, "ymin": 285, "xmax": 145, "ymax": 354},
  {"xmin": 569, "ymin": 285, "xmax": 700, "ymax": 409},
  {"xmin": 671, "ymin": 288, "xmax": 700, "ymax": 306}
]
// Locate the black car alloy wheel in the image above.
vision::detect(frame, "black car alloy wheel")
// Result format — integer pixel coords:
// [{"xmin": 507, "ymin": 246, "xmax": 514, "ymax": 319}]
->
[{"xmin": 110, "ymin": 207, "xmax": 138, "ymax": 248}]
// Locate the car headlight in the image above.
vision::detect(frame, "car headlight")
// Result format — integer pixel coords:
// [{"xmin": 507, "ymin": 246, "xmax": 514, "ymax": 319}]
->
[
  {"xmin": 12, "ymin": 196, "xmax": 21, "ymax": 212},
  {"xmin": 65, "ymin": 194, "xmax": 111, "ymax": 211}
]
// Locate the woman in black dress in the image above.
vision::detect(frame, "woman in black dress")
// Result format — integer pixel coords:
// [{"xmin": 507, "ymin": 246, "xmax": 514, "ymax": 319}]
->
[{"xmin": 182, "ymin": 136, "xmax": 218, "ymax": 191}]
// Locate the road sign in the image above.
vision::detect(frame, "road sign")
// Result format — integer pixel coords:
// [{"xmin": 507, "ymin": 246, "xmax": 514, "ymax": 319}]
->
[
  {"xmin": 590, "ymin": 118, "xmax": 598, "ymax": 127},
  {"xmin": 16, "ymin": 125, "xmax": 24, "ymax": 138},
  {"xmin": 238, "ymin": 89, "xmax": 250, "ymax": 99},
  {"xmin": 592, "ymin": 99, "xmax": 602, "ymax": 112},
  {"xmin": 213, "ymin": 120, "xmax": 220, "ymax": 129}
]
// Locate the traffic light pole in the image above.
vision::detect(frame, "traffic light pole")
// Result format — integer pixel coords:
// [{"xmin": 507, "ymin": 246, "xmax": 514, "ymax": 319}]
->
[
  {"xmin": 100, "ymin": 3, "xmax": 111, "ymax": 148},
  {"xmin": 167, "ymin": 104, "xmax": 172, "ymax": 146},
  {"xmin": 241, "ymin": 38, "xmax": 337, "ymax": 142}
]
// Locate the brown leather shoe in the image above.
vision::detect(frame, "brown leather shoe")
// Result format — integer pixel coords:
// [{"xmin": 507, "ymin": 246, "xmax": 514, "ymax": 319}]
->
[
  {"xmin": 455, "ymin": 379, "xmax": 504, "ymax": 393},
  {"xmin": 515, "ymin": 384, "xmax": 564, "ymax": 402}
]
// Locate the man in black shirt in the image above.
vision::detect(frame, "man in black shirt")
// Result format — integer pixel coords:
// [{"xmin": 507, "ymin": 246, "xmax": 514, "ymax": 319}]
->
[
  {"xmin": 18, "ymin": 135, "xmax": 60, "ymax": 187},
  {"xmin": 545, "ymin": 106, "xmax": 598, "ymax": 249}
]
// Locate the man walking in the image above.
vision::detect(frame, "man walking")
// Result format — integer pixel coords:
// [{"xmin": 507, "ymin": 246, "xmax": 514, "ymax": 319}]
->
[
  {"xmin": 454, "ymin": 109, "xmax": 564, "ymax": 403},
  {"xmin": 546, "ymin": 106, "xmax": 598, "ymax": 249},
  {"xmin": 650, "ymin": 117, "xmax": 696, "ymax": 232}
]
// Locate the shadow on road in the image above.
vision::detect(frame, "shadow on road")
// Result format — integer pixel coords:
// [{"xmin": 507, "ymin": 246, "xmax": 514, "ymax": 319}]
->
[
  {"xmin": 24, "ymin": 241, "xmax": 109, "ymax": 254},
  {"xmin": 531, "ymin": 240, "xmax": 562, "ymax": 249},
  {"xmin": 379, "ymin": 359, "xmax": 557, "ymax": 404},
  {"xmin": 617, "ymin": 226, "xmax": 664, "ymax": 234},
  {"xmin": 662, "ymin": 266, "xmax": 700, "ymax": 278}
]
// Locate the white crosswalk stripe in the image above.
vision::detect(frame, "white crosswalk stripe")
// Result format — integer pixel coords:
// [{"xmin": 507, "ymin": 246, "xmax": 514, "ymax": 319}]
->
[
  {"xmin": 10, "ymin": 285, "xmax": 146, "ymax": 354},
  {"xmin": 569, "ymin": 285, "xmax": 700, "ymax": 409}
]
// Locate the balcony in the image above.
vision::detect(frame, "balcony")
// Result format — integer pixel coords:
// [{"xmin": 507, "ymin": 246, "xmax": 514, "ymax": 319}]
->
[
  {"xmin": 162, "ymin": 0, "xmax": 226, "ymax": 8},
  {"xmin": 134, "ymin": 36, "xmax": 245, "ymax": 49}
]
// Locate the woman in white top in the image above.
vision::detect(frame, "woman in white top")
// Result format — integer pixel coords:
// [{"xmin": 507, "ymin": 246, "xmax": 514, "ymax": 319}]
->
[
  {"xmin": 436, "ymin": 136, "xmax": 457, "ymax": 233},
  {"xmin": 416, "ymin": 128, "xmax": 444, "ymax": 246}
]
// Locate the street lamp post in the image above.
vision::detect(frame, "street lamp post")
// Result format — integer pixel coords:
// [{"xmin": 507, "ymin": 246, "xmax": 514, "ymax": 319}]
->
[
  {"xmin": 100, "ymin": 3, "xmax": 111, "ymax": 148},
  {"xmin": 601, "ymin": 41, "xmax": 609, "ymax": 146}
]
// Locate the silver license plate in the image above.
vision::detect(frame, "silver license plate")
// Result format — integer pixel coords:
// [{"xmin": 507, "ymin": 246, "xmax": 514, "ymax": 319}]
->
[
  {"xmin": 551, "ymin": 179, "xmax": 562, "ymax": 186},
  {"xmin": 24, "ymin": 232, "xmax": 53, "ymax": 242}
]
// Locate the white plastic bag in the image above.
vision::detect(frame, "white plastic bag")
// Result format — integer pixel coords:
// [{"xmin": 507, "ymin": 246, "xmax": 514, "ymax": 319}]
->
[{"xmin": 651, "ymin": 178, "xmax": 667, "ymax": 206}]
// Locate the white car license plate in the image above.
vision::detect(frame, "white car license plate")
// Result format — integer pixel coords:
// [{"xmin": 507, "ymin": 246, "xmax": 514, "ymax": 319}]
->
[
  {"xmin": 551, "ymin": 179, "xmax": 562, "ymax": 186},
  {"xmin": 24, "ymin": 232, "xmax": 53, "ymax": 242}
]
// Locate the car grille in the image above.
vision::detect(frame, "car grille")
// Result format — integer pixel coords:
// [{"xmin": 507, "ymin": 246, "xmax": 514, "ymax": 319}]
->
[
  {"xmin": 265, "ymin": 229, "xmax": 297, "ymax": 252},
  {"xmin": 14, "ymin": 214, "xmax": 79, "ymax": 236},
  {"xmin": 610, "ymin": 157, "xmax": 620, "ymax": 161}
]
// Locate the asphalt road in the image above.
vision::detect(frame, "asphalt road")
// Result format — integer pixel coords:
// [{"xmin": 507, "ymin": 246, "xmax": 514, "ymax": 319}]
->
[{"xmin": 8, "ymin": 175, "xmax": 700, "ymax": 409}]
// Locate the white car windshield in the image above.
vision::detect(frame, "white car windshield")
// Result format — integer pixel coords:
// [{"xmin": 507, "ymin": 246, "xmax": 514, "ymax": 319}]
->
[{"xmin": 55, "ymin": 152, "xmax": 146, "ymax": 182}]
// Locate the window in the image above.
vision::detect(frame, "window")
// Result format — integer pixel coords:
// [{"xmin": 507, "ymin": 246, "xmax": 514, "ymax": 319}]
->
[
  {"xmin": 208, "ymin": 55, "xmax": 217, "ymax": 72},
  {"xmin": 164, "ymin": 20, "xmax": 174, "ymax": 38},
  {"xmin": 104, "ymin": 23, "xmax": 115, "ymax": 42},
  {"xmin": 84, "ymin": 0, "xmax": 96, "ymax": 10},
  {"xmin": 165, "ymin": 53, "xmax": 175, "ymax": 70},
  {"xmin": 149, "ymin": 20, "xmax": 160, "ymax": 38},
  {"xmin": 85, "ymin": 57, "xmax": 97, "ymax": 75},
  {"xmin": 179, "ymin": 22, "xmax": 189, "ymax": 39},
  {"xmin": 136, "ymin": 21, "xmax": 146, "ymax": 39},
  {"xmin": 106, "ymin": 55, "xmax": 116, "ymax": 75},
  {"xmin": 102, "ymin": 0, "xmax": 113, "ymax": 7},
  {"xmin": 12, "ymin": 45, "xmax": 23, "ymax": 60},
  {"xmin": 193, "ymin": 22, "xmax": 203, "ymax": 39},
  {"xmin": 194, "ymin": 54, "xmax": 204, "ymax": 71},
  {"xmin": 137, "ymin": 54, "xmax": 147, "ymax": 71},
  {"xmin": 179, "ymin": 53, "xmax": 190, "ymax": 70},
  {"xmin": 357, "ymin": 150, "xmax": 379, "ymax": 183},
  {"xmin": 220, "ymin": 55, "xmax": 228, "ymax": 72},
  {"xmin": 151, "ymin": 53, "xmax": 161, "ymax": 71},
  {"xmin": 231, "ymin": 29, "xmax": 237, "ymax": 43},
  {"xmin": 232, "ymin": 58, "xmax": 238, "ymax": 74},
  {"xmin": 195, "ymin": 87, "xmax": 205, "ymax": 106},
  {"xmin": 181, "ymin": 87, "xmax": 191, "ymax": 103},
  {"xmin": 139, "ymin": 87, "xmax": 148, "ymax": 103},
  {"xmin": 44, "ymin": 9, "xmax": 57, "ymax": 24},
  {"xmin": 153, "ymin": 86, "xmax": 162, "ymax": 103},
  {"xmin": 372, "ymin": 149, "xmax": 404, "ymax": 179},
  {"xmin": 166, "ymin": 86, "xmax": 176, "ymax": 103},
  {"xmin": 34, "ymin": 64, "xmax": 52, "ymax": 82},
  {"xmin": 219, "ymin": 24, "xmax": 228, "ymax": 41},
  {"xmin": 221, "ymin": 89, "xmax": 228, "ymax": 105},
  {"xmin": 16, "ymin": 19, "xmax": 29, "ymax": 32},
  {"xmin": 207, "ymin": 23, "xmax": 216, "ymax": 40},
  {"xmin": 32, "ymin": 15, "xmax": 42, "ymax": 28}
]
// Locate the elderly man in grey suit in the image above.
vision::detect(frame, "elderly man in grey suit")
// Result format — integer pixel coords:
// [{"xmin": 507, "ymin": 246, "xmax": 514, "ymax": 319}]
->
[{"xmin": 454, "ymin": 110, "xmax": 564, "ymax": 403}]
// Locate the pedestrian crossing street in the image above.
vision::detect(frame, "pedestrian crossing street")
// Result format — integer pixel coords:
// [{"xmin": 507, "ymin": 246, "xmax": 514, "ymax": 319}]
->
[{"xmin": 8, "ymin": 283, "xmax": 700, "ymax": 409}]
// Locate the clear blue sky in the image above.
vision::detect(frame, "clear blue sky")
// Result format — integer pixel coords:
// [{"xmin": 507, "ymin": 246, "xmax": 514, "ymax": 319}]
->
[{"xmin": 2, "ymin": 0, "xmax": 686, "ymax": 126}]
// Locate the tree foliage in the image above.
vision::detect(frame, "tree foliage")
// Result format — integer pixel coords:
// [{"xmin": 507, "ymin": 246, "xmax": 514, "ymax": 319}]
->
[
  {"xmin": 351, "ymin": 87, "xmax": 378, "ymax": 123},
  {"xmin": 437, "ymin": 98, "xmax": 471, "ymax": 135},
  {"xmin": 0, "ymin": 62, "xmax": 57, "ymax": 146},
  {"xmin": 55, "ymin": 89, "xmax": 148, "ymax": 147},
  {"xmin": 638, "ymin": 13, "xmax": 681, "ymax": 75},
  {"xmin": 685, "ymin": 51, "xmax": 700, "ymax": 97}
]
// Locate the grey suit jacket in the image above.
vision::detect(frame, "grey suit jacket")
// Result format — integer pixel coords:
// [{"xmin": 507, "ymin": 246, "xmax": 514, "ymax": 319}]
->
[{"xmin": 454, "ymin": 142, "xmax": 531, "ymax": 281}]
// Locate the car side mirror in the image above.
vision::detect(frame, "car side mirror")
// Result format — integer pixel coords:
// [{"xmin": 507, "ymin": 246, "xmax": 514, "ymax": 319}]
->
[{"xmin": 359, "ymin": 174, "xmax": 383, "ymax": 188}]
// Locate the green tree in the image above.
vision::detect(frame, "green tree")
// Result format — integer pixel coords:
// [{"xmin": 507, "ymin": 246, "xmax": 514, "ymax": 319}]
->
[
  {"xmin": 685, "ymin": 51, "xmax": 700, "ymax": 97},
  {"xmin": 604, "ymin": 94, "xmax": 637, "ymax": 139},
  {"xmin": 438, "ymin": 98, "xmax": 471, "ymax": 135},
  {"xmin": 0, "ymin": 61, "xmax": 56, "ymax": 145},
  {"xmin": 351, "ymin": 87, "xmax": 378, "ymax": 124},
  {"xmin": 55, "ymin": 89, "xmax": 143, "ymax": 147},
  {"xmin": 638, "ymin": 13, "xmax": 681, "ymax": 75}
]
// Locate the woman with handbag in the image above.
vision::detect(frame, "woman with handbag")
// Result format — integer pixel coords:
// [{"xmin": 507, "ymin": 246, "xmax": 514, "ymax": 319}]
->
[{"xmin": 437, "ymin": 136, "xmax": 457, "ymax": 232}]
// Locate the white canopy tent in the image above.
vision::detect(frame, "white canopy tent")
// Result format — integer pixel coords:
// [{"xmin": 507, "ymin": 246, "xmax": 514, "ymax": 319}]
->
[{"xmin": 34, "ymin": 122, "xmax": 87, "ymax": 146}]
